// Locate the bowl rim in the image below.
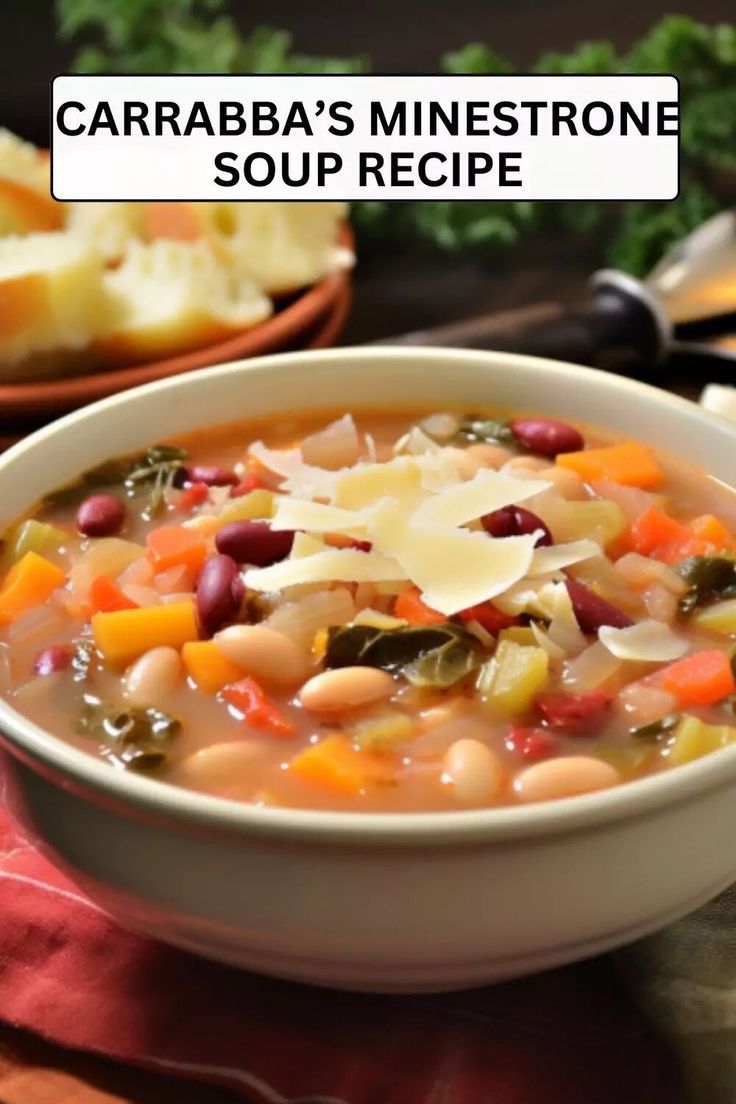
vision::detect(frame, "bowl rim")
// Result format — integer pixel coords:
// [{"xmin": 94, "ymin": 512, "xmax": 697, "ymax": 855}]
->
[{"xmin": 3, "ymin": 343, "xmax": 736, "ymax": 847}]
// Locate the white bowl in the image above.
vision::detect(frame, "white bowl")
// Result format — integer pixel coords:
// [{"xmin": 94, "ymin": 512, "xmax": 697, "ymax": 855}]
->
[{"xmin": 2, "ymin": 346, "xmax": 736, "ymax": 993}]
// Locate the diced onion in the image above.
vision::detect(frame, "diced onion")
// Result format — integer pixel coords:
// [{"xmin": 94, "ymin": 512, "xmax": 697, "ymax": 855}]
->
[
  {"xmin": 563, "ymin": 641, "xmax": 622, "ymax": 691},
  {"xmin": 264, "ymin": 587, "xmax": 356, "ymax": 649}
]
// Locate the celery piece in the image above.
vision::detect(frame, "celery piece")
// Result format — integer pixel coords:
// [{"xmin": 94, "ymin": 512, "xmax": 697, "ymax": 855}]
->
[
  {"xmin": 692, "ymin": 599, "xmax": 736, "ymax": 636},
  {"xmin": 346, "ymin": 707, "xmax": 414, "ymax": 749},
  {"xmin": 477, "ymin": 641, "xmax": 549, "ymax": 717},
  {"xmin": 666, "ymin": 714, "xmax": 736, "ymax": 767},
  {"xmin": 2, "ymin": 519, "xmax": 67, "ymax": 571}
]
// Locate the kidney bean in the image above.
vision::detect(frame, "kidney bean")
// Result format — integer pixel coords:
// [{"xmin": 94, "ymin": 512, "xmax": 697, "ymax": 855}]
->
[
  {"xmin": 536, "ymin": 691, "xmax": 612, "ymax": 735},
  {"xmin": 33, "ymin": 643, "xmax": 74, "ymax": 676},
  {"xmin": 76, "ymin": 493, "xmax": 126, "ymax": 537},
  {"xmin": 481, "ymin": 505, "xmax": 552, "ymax": 547},
  {"xmin": 182, "ymin": 464, "xmax": 239, "ymax": 487},
  {"xmin": 510, "ymin": 417, "xmax": 584, "ymax": 457},
  {"xmin": 565, "ymin": 576, "xmax": 633, "ymax": 632},
  {"xmin": 215, "ymin": 520, "xmax": 295, "ymax": 566},
  {"xmin": 196, "ymin": 554, "xmax": 244, "ymax": 637}
]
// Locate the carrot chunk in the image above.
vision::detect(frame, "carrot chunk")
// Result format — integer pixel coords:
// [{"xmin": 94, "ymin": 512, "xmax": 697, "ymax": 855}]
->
[
  {"xmin": 223, "ymin": 676, "xmax": 295, "ymax": 736},
  {"xmin": 0, "ymin": 551, "xmax": 65, "ymax": 625},
  {"xmin": 92, "ymin": 600, "xmax": 198, "ymax": 665},
  {"xmin": 89, "ymin": 574, "xmax": 139, "ymax": 614},
  {"xmin": 146, "ymin": 525, "xmax": 207, "ymax": 576},
  {"xmin": 182, "ymin": 640, "xmax": 243, "ymax": 694},
  {"xmin": 688, "ymin": 514, "xmax": 736, "ymax": 552},
  {"xmin": 393, "ymin": 586, "xmax": 446, "ymax": 626},
  {"xmin": 661, "ymin": 650, "xmax": 736, "ymax": 707},
  {"xmin": 288, "ymin": 734, "xmax": 385, "ymax": 793},
  {"xmin": 629, "ymin": 507, "xmax": 686, "ymax": 555},
  {"xmin": 557, "ymin": 442, "xmax": 663, "ymax": 489}
]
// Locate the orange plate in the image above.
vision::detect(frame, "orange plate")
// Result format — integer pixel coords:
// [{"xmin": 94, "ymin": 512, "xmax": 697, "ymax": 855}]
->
[{"xmin": 0, "ymin": 224, "xmax": 353, "ymax": 419}]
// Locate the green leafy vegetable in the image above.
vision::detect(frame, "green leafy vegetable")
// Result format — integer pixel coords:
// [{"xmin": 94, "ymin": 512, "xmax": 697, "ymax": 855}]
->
[
  {"xmin": 77, "ymin": 691, "xmax": 180, "ymax": 772},
  {"xmin": 55, "ymin": 6, "xmax": 736, "ymax": 275},
  {"xmin": 455, "ymin": 416, "xmax": 517, "ymax": 447},
  {"xmin": 676, "ymin": 556, "xmax": 736, "ymax": 615},
  {"xmin": 324, "ymin": 623, "xmax": 480, "ymax": 689},
  {"xmin": 124, "ymin": 444, "xmax": 189, "ymax": 520},
  {"xmin": 630, "ymin": 713, "xmax": 681, "ymax": 741},
  {"xmin": 44, "ymin": 458, "xmax": 134, "ymax": 509}
]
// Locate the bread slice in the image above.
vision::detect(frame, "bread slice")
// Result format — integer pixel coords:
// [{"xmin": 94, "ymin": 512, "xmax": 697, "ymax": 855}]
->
[
  {"xmin": 93, "ymin": 239, "xmax": 273, "ymax": 365},
  {"xmin": 0, "ymin": 130, "xmax": 63, "ymax": 235},
  {"xmin": 0, "ymin": 231, "xmax": 116, "ymax": 375},
  {"xmin": 65, "ymin": 201, "xmax": 146, "ymax": 263},
  {"xmin": 141, "ymin": 201, "xmax": 352, "ymax": 294}
]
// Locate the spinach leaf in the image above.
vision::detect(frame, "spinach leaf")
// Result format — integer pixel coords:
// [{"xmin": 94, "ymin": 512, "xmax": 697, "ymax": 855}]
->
[
  {"xmin": 630, "ymin": 714, "xmax": 681, "ymax": 741},
  {"xmin": 677, "ymin": 556, "xmax": 736, "ymax": 615},
  {"xmin": 324, "ymin": 623, "xmax": 480, "ymax": 689},
  {"xmin": 43, "ymin": 457, "xmax": 135, "ymax": 508},
  {"xmin": 77, "ymin": 693, "xmax": 180, "ymax": 773},
  {"xmin": 455, "ymin": 417, "xmax": 517, "ymax": 448}
]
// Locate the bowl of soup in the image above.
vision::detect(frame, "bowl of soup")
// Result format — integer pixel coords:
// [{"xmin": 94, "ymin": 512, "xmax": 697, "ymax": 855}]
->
[{"xmin": 2, "ymin": 346, "xmax": 736, "ymax": 992}]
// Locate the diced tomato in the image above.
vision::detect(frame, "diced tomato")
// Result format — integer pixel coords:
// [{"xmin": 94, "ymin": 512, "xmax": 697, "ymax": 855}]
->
[
  {"xmin": 177, "ymin": 481, "xmax": 209, "ymax": 512},
  {"xmin": 223, "ymin": 677, "xmax": 296, "ymax": 736},
  {"xmin": 393, "ymin": 587, "xmax": 446, "ymax": 626},
  {"xmin": 536, "ymin": 691, "xmax": 612, "ymax": 735},
  {"xmin": 231, "ymin": 472, "xmax": 265, "ymax": 497},
  {"xmin": 506, "ymin": 726, "xmax": 557, "ymax": 759},
  {"xmin": 89, "ymin": 574, "xmax": 139, "ymax": 614},
  {"xmin": 458, "ymin": 602, "xmax": 519, "ymax": 634}
]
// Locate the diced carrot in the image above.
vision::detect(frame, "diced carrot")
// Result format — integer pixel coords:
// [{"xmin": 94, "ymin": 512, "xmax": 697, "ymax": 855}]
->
[
  {"xmin": 393, "ymin": 586, "xmax": 446, "ymax": 626},
  {"xmin": 182, "ymin": 640, "xmax": 243, "ymax": 694},
  {"xmin": 458, "ymin": 602, "xmax": 519, "ymax": 634},
  {"xmin": 0, "ymin": 551, "xmax": 65, "ymax": 625},
  {"xmin": 557, "ymin": 442, "xmax": 663, "ymax": 489},
  {"xmin": 324, "ymin": 532, "xmax": 357, "ymax": 550},
  {"xmin": 177, "ymin": 481, "xmax": 209, "ymax": 512},
  {"xmin": 222, "ymin": 676, "xmax": 295, "ymax": 736},
  {"xmin": 288, "ymin": 734, "xmax": 386, "ymax": 793},
  {"xmin": 146, "ymin": 525, "xmax": 207, "ymax": 578},
  {"xmin": 144, "ymin": 201, "xmax": 203, "ymax": 241},
  {"xmin": 688, "ymin": 514, "xmax": 736, "ymax": 552},
  {"xmin": 629, "ymin": 507, "xmax": 686, "ymax": 555},
  {"xmin": 89, "ymin": 574, "xmax": 139, "ymax": 614},
  {"xmin": 655, "ymin": 535, "xmax": 710, "ymax": 565},
  {"xmin": 92, "ymin": 600, "xmax": 198, "ymax": 665},
  {"xmin": 661, "ymin": 650, "xmax": 736, "ymax": 707}
]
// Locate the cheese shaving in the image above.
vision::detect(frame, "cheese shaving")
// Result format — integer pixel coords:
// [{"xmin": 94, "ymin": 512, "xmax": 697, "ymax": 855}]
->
[
  {"xmin": 270, "ymin": 498, "xmax": 375, "ymax": 534},
  {"xmin": 598, "ymin": 620, "xmax": 688, "ymax": 662},
  {"xmin": 412, "ymin": 468, "xmax": 551, "ymax": 528},
  {"xmin": 529, "ymin": 539, "xmax": 600, "ymax": 576},
  {"xmin": 243, "ymin": 547, "xmax": 406, "ymax": 591}
]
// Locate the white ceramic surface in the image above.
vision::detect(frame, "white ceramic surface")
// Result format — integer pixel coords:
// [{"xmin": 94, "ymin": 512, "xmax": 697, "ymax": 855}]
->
[{"xmin": 2, "ymin": 346, "xmax": 736, "ymax": 993}]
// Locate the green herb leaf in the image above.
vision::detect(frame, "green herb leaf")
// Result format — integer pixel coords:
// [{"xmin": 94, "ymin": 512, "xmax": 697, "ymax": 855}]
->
[
  {"xmin": 325, "ymin": 623, "xmax": 480, "ymax": 689},
  {"xmin": 125, "ymin": 444, "xmax": 189, "ymax": 520},
  {"xmin": 630, "ymin": 714, "xmax": 681, "ymax": 741},
  {"xmin": 77, "ymin": 692, "xmax": 180, "ymax": 772},
  {"xmin": 456, "ymin": 417, "xmax": 517, "ymax": 447},
  {"xmin": 676, "ymin": 556, "xmax": 736, "ymax": 615}
]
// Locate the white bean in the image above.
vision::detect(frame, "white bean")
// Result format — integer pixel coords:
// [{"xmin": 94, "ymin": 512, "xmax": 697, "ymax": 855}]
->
[
  {"xmin": 124, "ymin": 646, "xmax": 182, "ymax": 707},
  {"xmin": 443, "ymin": 738, "xmax": 505, "ymax": 804},
  {"xmin": 464, "ymin": 443, "xmax": 514, "ymax": 469},
  {"xmin": 299, "ymin": 666, "xmax": 395, "ymax": 712},
  {"xmin": 536, "ymin": 465, "xmax": 586, "ymax": 499},
  {"xmin": 513, "ymin": 756, "xmax": 620, "ymax": 804},
  {"xmin": 176, "ymin": 741, "xmax": 261, "ymax": 790},
  {"xmin": 214, "ymin": 624, "xmax": 307, "ymax": 686}
]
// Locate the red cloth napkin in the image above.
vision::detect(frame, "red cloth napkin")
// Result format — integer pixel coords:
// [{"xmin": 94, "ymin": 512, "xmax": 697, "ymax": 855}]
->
[{"xmin": 0, "ymin": 807, "xmax": 684, "ymax": 1104}]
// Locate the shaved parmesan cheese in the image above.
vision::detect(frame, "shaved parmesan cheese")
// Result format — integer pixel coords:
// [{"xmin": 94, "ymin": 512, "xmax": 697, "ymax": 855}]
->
[
  {"xmin": 529, "ymin": 539, "xmax": 600, "ymax": 576},
  {"xmin": 412, "ymin": 468, "xmax": 550, "ymax": 528},
  {"xmin": 540, "ymin": 582, "xmax": 588, "ymax": 655},
  {"xmin": 249, "ymin": 440, "xmax": 344, "ymax": 502},
  {"xmin": 289, "ymin": 533, "xmax": 327, "ymax": 558},
  {"xmin": 271, "ymin": 498, "xmax": 374, "ymax": 534},
  {"xmin": 300, "ymin": 414, "xmax": 360, "ymax": 469},
  {"xmin": 244, "ymin": 548, "xmax": 406, "ymax": 592},
  {"xmin": 598, "ymin": 620, "xmax": 688, "ymax": 662},
  {"xmin": 249, "ymin": 441, "xmax": 303, "ymax": 477},
  {"xmin": 335, "ymin": 455, "xmax": 454, "ymax": 511},
  {"xmin": 372, "ymin": 511, "xmax": 537, "ymax": 616}
]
